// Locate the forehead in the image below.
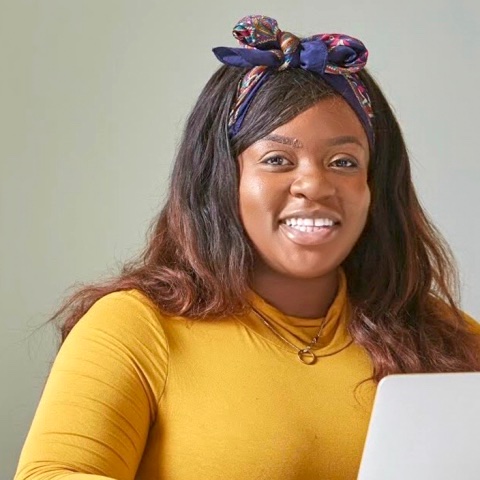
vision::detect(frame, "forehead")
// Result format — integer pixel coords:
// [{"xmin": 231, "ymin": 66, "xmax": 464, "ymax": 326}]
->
[{"xmin": 268, "ymin": 97, "xmax": 369, "ymax": 148}]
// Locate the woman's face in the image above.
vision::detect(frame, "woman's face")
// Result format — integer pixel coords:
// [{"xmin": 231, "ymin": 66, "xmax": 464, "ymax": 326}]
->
[{"xmin": 237, "ymin": 96, "xmax": 371, "ymax": 279}]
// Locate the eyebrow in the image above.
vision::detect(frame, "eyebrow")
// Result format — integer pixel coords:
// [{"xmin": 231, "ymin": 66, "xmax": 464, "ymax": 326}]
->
[
  {"xmin": 261, "ymin": 134, "xmax": 304, "ymax": 148},
  {"xmin": 259, "ymin": 134, "xmax": 365, "ymax": 150},
  {"xmin": 325, "ymin": 135, "xmax": 365, "ymax": 149}
]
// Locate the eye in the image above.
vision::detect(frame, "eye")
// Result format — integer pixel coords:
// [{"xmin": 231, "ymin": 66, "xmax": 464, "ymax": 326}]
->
[
  {"xmin": 261, "ymin": 155, "xmax": 292, "ymax": 167},
  {"xmin": 329, "ymin": 157, "xmax": 358, "ymax": 169}
]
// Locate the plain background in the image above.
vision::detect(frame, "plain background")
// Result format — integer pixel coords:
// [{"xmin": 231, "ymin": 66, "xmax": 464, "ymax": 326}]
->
[{"xmin": 1, "ymin": 0, "xmax": 479, "ymax": 477}]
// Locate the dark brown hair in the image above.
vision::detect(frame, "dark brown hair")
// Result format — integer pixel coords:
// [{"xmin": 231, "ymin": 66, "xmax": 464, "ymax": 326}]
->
[{"xmin": 52, "ymin": 66, "xmax": 480, "ymax": 382}]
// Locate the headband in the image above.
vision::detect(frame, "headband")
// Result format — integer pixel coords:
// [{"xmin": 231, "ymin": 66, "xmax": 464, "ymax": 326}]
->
[{"xmin": 213, "ymin": 15, "xmax": 374, "ymax": 145}]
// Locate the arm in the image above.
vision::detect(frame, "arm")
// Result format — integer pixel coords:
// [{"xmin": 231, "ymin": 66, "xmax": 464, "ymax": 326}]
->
[{"xmin": 14, "ymin": 291, "xmax": 169, "ymax": 480}]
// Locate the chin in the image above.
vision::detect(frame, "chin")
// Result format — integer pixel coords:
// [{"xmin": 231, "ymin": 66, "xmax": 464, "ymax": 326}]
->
[{"xmin": 275, "ymin": 261, "xmax": 341, "ymax": 280}]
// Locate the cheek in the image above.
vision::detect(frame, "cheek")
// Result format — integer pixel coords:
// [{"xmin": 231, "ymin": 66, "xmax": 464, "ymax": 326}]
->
[
  {"xmin": 238, "ymin": 176, "xmax": 262, "ymax": 224},
  {"xmin": 357, "ymin": 183, "xmax": 371, "ymax": 211},
  {"xmin": 359, "ymin": 189, "xmax": 371, "ymax": 227},
  {"xmin": 342, "ymin": 179, "xmax": 371, "ymax": 222},
  {"xmin": 238, "ymin": 175, "xmax": 284, "ymax": 225}
]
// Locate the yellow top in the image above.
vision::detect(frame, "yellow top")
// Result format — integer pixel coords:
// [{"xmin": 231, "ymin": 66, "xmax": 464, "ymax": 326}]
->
[{"xmin": 14, "ymin": 274, "xmax": 478, "ymax": 480}]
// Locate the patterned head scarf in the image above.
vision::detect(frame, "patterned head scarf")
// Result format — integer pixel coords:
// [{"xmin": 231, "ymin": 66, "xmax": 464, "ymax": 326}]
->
[{"xmin": 213, "ymin": 15, "xmax": 374, "ymax": 145}]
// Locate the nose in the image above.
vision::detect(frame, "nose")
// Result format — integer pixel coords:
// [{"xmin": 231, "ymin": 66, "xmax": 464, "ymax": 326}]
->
[{"xmin": 289, "ymin": 166, "xmax": 336, "ymax": 201}]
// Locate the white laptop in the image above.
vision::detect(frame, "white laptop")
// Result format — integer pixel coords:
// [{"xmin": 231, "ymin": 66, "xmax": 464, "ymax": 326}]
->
[{"xmin": 357, "ymin": 372, "xmax": 480, "ymax": 480}]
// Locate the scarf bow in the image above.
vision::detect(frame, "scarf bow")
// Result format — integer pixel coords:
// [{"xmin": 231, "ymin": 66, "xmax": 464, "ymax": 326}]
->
[
  {"xmin": 213, "ymin": 15, "xmax": 374, "ymax": 143},
  {"xmin": 213, "ymin": 16, "xmax": 368, "ymax": 77}
]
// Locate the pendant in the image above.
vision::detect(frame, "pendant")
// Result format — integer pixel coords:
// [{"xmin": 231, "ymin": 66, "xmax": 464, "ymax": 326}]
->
[{"xmin": 298, "ymin": 348, "xmax": 316, "ymax": 365}]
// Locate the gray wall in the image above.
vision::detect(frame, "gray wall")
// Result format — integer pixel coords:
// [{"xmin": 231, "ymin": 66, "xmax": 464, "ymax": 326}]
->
[{"xmin": 1, "ymin": 0, "xmax": 479, "ymax": 477}]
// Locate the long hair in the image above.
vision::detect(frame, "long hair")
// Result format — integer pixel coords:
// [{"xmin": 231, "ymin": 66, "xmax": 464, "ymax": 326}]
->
[{"xmin": 52, "ymin": 65, "xmax": 480, "ymax": 382}]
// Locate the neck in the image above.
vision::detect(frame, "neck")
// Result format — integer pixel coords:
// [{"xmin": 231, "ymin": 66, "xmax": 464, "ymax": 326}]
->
[{"xmin": 251, "ymin": 265, "xmax": 339, "ymax": 318}]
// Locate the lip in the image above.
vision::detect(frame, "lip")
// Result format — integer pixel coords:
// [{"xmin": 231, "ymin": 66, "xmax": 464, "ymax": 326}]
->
[
  {"xmin": 279, "ymin": 208, "xmax": 342, "ymax": 224},
  {"xmin": 279, "ymin": 222, "xmax": 339, "ymax": 246}
]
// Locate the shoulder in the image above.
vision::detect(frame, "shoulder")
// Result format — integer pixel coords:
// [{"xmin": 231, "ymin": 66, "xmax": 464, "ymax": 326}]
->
[
  {"xmin": 62, "ymin": 289, "xmax": 170, "ymax": 403},
  {"xmin": 426, "ymin": 295, "xmax": 480, "ymax": 335},
  {"xmin": 461, "ymin": 311, "xmax": 480, "ymax": 335},
  {"xmin": 85, "ymin": 288, "xmax": 163, "ymax": 317},
  {"xmin": 73, "ymin": 289, "xmax": 168, "ymax": 344}
]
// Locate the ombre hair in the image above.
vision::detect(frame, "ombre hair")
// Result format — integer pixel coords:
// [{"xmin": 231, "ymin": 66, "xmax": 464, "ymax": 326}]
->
[{"xmin": 52, "ymin": 66, "xmax": 480, "ymax": 382}]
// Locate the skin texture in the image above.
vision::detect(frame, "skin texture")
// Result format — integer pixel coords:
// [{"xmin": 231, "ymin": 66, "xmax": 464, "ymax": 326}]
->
[{"xmin": 238, "ymin": 97, "xmax": 371, "ymax": 318}]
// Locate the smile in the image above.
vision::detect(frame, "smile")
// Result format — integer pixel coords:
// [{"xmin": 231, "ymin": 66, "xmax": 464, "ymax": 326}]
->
[
  {"xmin": 283, "ymin": 217, "xmax": 336, "ymax": 230},
  {"xmin": 279, "ymin": 218, "xmax": 340, "ymax": 246}
]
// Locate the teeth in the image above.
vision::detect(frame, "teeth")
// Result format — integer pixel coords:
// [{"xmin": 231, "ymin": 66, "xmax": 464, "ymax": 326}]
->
[
  {"xmin": 284, "ymin": 217, "xmax": 336, "ymax": 228},
  {"xmin": 315, "ymin": 218, "xmax": 334, "ymax": 227}
]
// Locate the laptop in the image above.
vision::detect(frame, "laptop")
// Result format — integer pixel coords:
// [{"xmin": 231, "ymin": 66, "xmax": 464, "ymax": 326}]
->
[{"xmin": 357, "ymin": 372, "xmax": 480, "ymax": 480}]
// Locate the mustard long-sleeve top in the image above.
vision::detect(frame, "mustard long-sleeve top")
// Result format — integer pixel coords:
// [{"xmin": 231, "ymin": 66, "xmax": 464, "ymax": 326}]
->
[{"xmin": 17, "ymin": 273, "xmax": 475, "ymax": 480}]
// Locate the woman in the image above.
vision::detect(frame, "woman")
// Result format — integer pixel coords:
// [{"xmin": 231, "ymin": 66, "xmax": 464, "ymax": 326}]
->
[{"xmin": 15, "ymin": 15, "xmax": 480, "ymax": 480}]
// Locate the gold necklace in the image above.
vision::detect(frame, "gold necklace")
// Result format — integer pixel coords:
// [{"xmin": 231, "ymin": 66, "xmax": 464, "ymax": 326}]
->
[
  {"xmin": 251, "ymin": 307, "xmax": 354, "ymax": 365},
  {"xmin": 251, "ymin": 306, "xmax": 326, "ymax": 365}
]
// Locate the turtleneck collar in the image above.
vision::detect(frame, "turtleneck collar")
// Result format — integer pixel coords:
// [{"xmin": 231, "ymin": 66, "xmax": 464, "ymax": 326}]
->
[{"xmin": 240, "ymin": 269, "xmax": 352, "ymax": 355}]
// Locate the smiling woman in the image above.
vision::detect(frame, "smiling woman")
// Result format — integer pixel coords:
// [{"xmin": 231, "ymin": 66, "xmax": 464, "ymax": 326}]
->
[
  {"xmin": 14, "ymin": 14, "xmax": 480, "ymax": 480},
  {"xmin": 238, "ymin": 98, "xmax": 371, "ymax": 315}
]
